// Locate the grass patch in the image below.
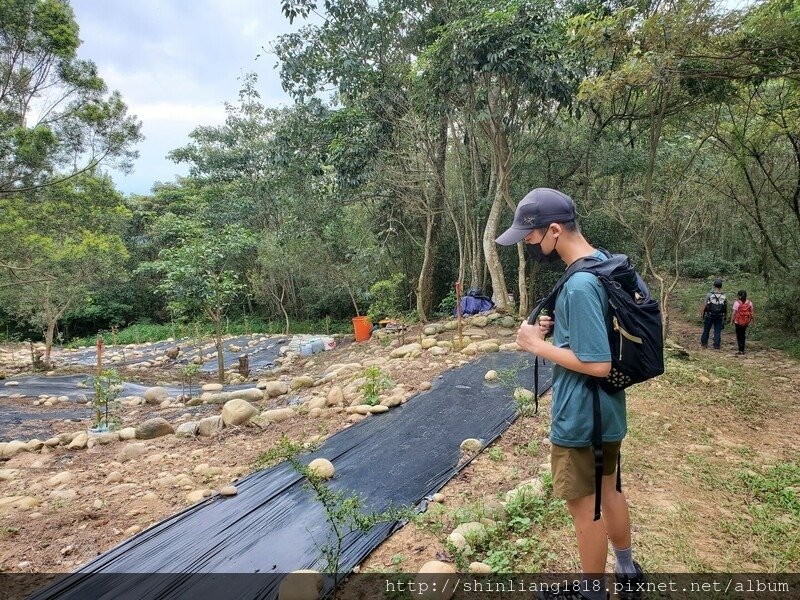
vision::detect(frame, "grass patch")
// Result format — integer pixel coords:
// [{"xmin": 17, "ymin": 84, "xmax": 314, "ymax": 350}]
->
[{"xmin": 720, "ymin": 460, "xmax": 800, "ymax": 570}]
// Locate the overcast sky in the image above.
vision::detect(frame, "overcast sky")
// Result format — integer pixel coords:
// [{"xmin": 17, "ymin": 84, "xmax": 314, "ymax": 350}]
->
[{"xmin": 70, "ymin": 0, "xmax": 301, "ymax": 195}]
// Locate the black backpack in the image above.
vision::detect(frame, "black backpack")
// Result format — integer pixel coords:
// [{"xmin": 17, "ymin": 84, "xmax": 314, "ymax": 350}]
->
[
  {"xmin": 527, "ymin": 249, "xmax": 664, "ymax": 520},
  {"xmin": 706, "ymin": 292, "xmax": 727, "ymax": 317}
]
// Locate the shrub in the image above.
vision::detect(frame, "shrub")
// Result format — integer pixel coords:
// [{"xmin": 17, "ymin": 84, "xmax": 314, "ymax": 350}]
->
[
  {"xmin": 367, "ymin": 273, "xmax": 406, "ymax": 321},
  {"xmin": 765, "ymin": 267, "xmax": 800, "ymax": 334}
]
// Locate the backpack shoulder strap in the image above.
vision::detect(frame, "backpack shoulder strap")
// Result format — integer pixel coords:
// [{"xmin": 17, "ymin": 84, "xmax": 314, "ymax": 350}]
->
[{"xmin": 527, "ymin": 253, "xmax": 604, "ymax": 325}]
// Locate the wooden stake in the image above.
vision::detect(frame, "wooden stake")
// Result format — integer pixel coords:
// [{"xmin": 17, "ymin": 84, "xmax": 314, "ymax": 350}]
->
[{"xmin": 96, "ymin": 335, "xmax": 103, "ymax": 376}]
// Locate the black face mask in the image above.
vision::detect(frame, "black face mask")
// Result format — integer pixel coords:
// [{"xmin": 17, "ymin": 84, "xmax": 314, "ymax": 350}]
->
[{"xmin": 525, "ymin": 229, "xmax": 561, "ymax": 264}]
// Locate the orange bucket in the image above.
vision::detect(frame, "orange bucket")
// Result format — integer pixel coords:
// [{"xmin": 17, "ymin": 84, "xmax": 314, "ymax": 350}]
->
[{"xmin": 352, "ymin": 316, "xmax": 372, "ymax": 342}]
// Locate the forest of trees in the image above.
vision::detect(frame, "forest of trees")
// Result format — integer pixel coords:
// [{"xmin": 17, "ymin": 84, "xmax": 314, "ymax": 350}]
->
[{"xmin": 1, "ymin": 0, "xmax": 799, "ymax": 361}]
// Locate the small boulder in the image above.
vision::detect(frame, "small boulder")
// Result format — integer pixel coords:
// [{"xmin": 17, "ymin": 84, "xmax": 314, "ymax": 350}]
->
[
  {"xmin": 219, "ymin": 485, "xmax": 238, "ymax": 496},
  {"xmin": 67, "ymin": 433, "xmax": 88, "ymax": 450},
  {"xmin": 116, "ymin": 443, "xmax": 147, "ymax": 463},
  {"xmin": 175, "ymin": 421, "xmax": 199, "ymax": 438},
  {"xmin": 471, "ymin": 316, "xmax": 488, "ymax": 327},
  {"xmin": 307, "ymin": 458, "xmax": 335, "ymax": 479},
  {"xmin": 460, "ymin": 438, "xmax": 482, "ymax": 454},
  {"xmin": 327, "ymin": 386, "xmax": 344, "ymax": 406},
  {"xmin": 415, "ymin": 561, "xmax": 457, "ymax": 600},
  {"xmin": 144, "ymin": 387, "xmax": 169, "ymax": 404},
  {"xmin": 118, "ymin": 427, "xmax": 136, "ymax": 441},
  {"xmin": 197, "ymin": 416, "xmax": 225, "ymax": 437},
  {"xmin": 202, "ymin": 383, "xmax": 224, "ymax": 392},
  {"xmin": 484, "ymin": 370, "xmax": 498, "ymax": 381},
  {"xmin": 469, "ymin": 562, "xmax": 493, "ymax": 574},
  {"xmin": 390, "ymin": 343, "xmax": 422, "ymax": 359},
  {"xmin": 264, "ymin": 381, "xmax": 289, "ymax": 398},
  {"xmin": 135, "ymin": 418, "xmax": 174, "ymax": 440},
  {"xmin": 228, "ymin": 388, "xmax": 264, "ymax": 403},
  {"xmin": 290, "ymin": 376, "xmax": 314, "ymax": 390},
  {"xmin": 222, "ymin": 398, "xmax": 258, "ymax": 426}
]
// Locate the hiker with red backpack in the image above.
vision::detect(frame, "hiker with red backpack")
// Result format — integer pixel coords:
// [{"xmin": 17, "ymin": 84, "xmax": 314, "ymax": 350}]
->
[
  {"xmin": 700, "ymin": 278, "xmax": 727, "ymax": 350},
  {"xmin": 731, "ymin": 290, "xmax": 754, "ymax": 355},
  {"xmin": 497, "ymin": 188, "xmax": 662, "ymax": 600}
]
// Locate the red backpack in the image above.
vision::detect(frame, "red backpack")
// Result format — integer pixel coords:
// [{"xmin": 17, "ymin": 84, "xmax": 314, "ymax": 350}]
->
[{"xmin": 735, "ymin": 301, "xmax": 753, "ymax": 326}]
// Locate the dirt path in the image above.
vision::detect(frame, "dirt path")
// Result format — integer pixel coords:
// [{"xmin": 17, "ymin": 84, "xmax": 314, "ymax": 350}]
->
[{"xmin": 360, "ymin": 315, "xmax": 800, "ymax": 574}]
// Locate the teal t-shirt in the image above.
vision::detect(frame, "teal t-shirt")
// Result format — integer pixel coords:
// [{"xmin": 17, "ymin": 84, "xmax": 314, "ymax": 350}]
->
[{"xmin": 549, "ymin": 251, "xmax": 627, "ymax": 447}]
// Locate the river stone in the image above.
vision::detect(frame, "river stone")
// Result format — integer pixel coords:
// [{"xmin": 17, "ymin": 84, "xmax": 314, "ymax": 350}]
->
[
  {"xmin": 201, "ymin": 383, "xmax": 224, "ymax": 392},
  {"xmin": 222, "ymin": 398, "xmax": 258, "ymax": 426},
  {"xmin": 206, "ymin": 392, "xmax": 232, "ymax": 404},
  {"xmin": 500, "ymin": 316, "xmax": 516, "ymax": 328},
  {"xmin": 186, "ymin": 489, "xmax": 213, "ymax": 503},
  {"xmin": 264, "ymin": 381, "xmax": 289, "ymax": 398},
  {"xmin": 415, "ymin": 562, "xmax": 457, "ymax": 600},
  {"xmin": 118, "ymin": 427, "xmax": 136, "ymax": 441},
  {"xmin": 143, "ymin": 387, "xmax": 169, "ymax": 404},
  {"xmin": 228, "ymin": 388, "xmax": 264, "ymax": 403},
  {"xmin": 67, "ymin": 433, "xmax": 88, "ymax": 450},
  {"xmin": 447, "ymin": 531, "xmax": 469, "ymax": 550},
  {"xmin": 47, "ymin": 471, "xmax": 73, "ymax": 487},
  {"xmin": 454, "ymin": 522, "xmax": 487, "ymax": 544},
  {"xmin": 116, "ymin": 443, "xmax": 147, "ymax": 463},
  {"xmin": 135, "ymin": 418, "xmax": 174, "ymax": 440},
  {"xmin": 0, "ymin": 496, "xmax": 39, "ymax": 512},
  {"xmin": 390, "ymin": 343, "xmax": 422, "ymax": 359},
  {"xmin": 219, "ymin": 485, "xmax": 238, "ymax": 497},
  {"xmin": 368, "ymin": 405, "xmax": 389, "ymax": 414},
  {"xmin": 175, "ymin": 421, "xmax": 199, "ymax": 438},
  {"xmin": 484, "ymin": 370, "xmax": 498, "ymax": 381},
  {"xmin": 25, "ymin": 439, "xmax": 44, "ymax": 452},
  {"xmin": 460, "ymin": 438, "xmax": 482, "ymax": 453},
  {"xmin": 307, "ymin": 458, "xmax": 335, "ymax": 479},
  {"xmin": 290, "ymin": 376, "xmax": 314, "ymax": 390},
  {"xmin": 326, "ymin": 386, "xmax": 344, "ymax": 406},
  {"xmin": 469, "ymin": 562, "xmax": 493, "ymax": 574},
  {"xmin": 471, "ymin": 315, "xmax": 488, "ymax": 327},
  {"xmin": 477, "ymin": 341, "xmax": 500, "ymax": 353},
  {"xmin": 2, "ymin": 440, "xmax": 26, "ymax": 458},
  {"xmin": 506, "ymin": 477, "xmax": 543, "ymax": 503},
  {"xmin": 197, "ymin": 415, "xmax": 224, "ymax": 437},
  {"xmin": 256, "ymin": 408, "xmax": 296, "ymax": 425},
  {"xmin": 421, "ymin": 338, "xmax": 438, "ymax": 349},
  {"xmin": 423, "ymin": 325, "xmax": 438, "ymax": 335}
]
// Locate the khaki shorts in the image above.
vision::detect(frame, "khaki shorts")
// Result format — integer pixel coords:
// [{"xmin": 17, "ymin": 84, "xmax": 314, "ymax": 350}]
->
[{"xmin": 551, "ymin": 442, "xmax": 622, "ymax": 500}]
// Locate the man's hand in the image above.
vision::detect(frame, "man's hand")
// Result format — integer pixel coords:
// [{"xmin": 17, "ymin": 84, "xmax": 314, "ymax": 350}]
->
[{"xmin": 517, "ymin": 320, "xmax": 546, "ymax": 354}]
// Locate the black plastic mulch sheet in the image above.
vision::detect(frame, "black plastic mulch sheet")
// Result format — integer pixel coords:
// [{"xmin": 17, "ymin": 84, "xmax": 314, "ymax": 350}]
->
[{"xmin": 28, "ymin": 352, "xmax": 552, "ymax": 600}]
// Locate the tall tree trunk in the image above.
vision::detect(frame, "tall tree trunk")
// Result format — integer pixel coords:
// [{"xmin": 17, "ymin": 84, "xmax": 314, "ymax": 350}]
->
[
  {"xmin": 417, "ymin": 212, "xmax": 436, "ymax": 322},
  {"xmin": 484, "ymin": 186, "xmax": 509, "ymax": 310},
  {"xmin": 211, "ymin": 308, "xmax": 224, "ymax": 384}
]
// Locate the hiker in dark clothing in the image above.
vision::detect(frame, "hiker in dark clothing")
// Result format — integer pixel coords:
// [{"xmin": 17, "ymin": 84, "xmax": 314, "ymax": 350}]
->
[
  {"xmin": 700, "ymin": 278, "xmax": 727, "ymax": 349},
  {"xmin": 731, "ymin": 289, "xmax": 754, "ymax": 355}
]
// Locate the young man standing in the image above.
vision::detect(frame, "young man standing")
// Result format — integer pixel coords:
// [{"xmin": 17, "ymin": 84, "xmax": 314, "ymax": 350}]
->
[
  {"xmin": 496, "ymin": 188, "xmax": 644, "ymax": 600},
  {"xmin": 700, "ymin": 278, "xmax": 727, "ymax": 350}
]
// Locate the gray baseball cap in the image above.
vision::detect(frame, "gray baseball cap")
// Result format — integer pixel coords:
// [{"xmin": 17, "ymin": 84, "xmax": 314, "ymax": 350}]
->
[{"xmin": 495, "ymin": 188, "xmax": 577, "ymax": 246}]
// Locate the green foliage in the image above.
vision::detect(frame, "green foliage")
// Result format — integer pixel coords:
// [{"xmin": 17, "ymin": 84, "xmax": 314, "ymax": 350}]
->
[
  {"xmin": 360, "ymin": 366, "xmax": 394, "ymax": 406},
  {"xmin": 367, "ymin": 273, "xmax": 406, "ymax": 321},
  {"xmin": 91, "ymin": 369, "xmax": 123, "ymax": 430},
  {"xmin": 765, "ymin": 268, "xmax": 800, "ymax": 336},
  {"xmin": 437, "ymin": 289, "xmax": 457, "ymax": 316},
  {"xmin": 678, "ymin": 250, "xmax": 749, "ymax": 279},
  {"xmin": 0, "ymin": 0, "xmax": 141, "ymax": 192}
]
